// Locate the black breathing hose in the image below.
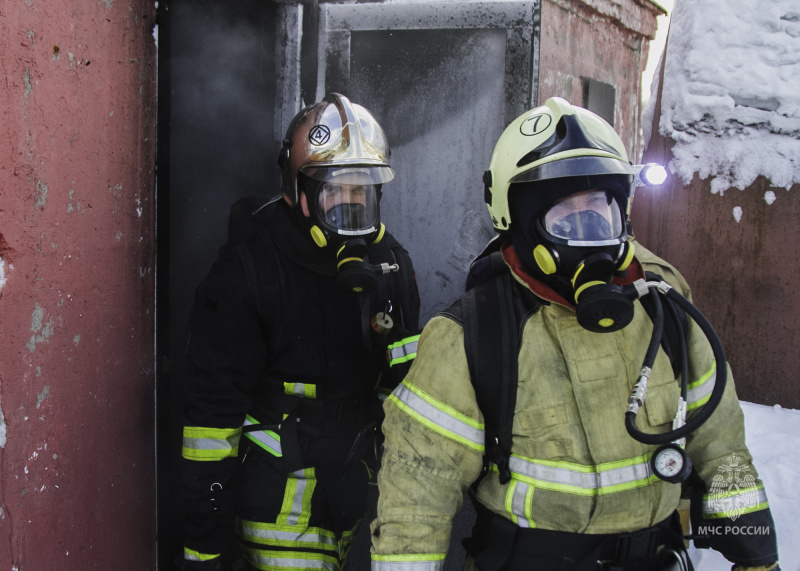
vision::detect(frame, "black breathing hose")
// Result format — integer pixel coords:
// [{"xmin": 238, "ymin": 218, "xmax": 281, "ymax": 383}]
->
[{"xmin": 625, "ymin": 284, "xmax": 728, "ymax": 445}]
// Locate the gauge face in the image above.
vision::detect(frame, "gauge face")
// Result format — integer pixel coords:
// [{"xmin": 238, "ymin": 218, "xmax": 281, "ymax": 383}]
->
[{"xmin": 654, "ymin": 447, "xmax": 685, "ymax": 478}]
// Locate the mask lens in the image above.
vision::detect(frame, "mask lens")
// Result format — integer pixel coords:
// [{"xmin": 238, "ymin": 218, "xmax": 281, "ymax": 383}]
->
[
  {"xmin": 543, "ymin": 190, "xmax": 623, "ymax": 241},
  {"xmin": 318, "ymin": 182, "xmax": 378, "ymax": 233}
]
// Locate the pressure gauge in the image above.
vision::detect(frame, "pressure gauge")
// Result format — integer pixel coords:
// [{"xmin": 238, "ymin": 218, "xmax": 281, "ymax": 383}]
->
[{"xmin": 651, "ymin": 443, "xmax": 692, "ymax": 483}]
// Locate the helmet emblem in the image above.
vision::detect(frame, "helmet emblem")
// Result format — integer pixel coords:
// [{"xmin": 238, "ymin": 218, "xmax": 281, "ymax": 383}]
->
[
  {"xmin": 309, "ymin": 124, "xmax": 331, "ymax": 146},
  {"xmin": 519, "ymin": 113, "xmax": 552, "ymax": 136}
]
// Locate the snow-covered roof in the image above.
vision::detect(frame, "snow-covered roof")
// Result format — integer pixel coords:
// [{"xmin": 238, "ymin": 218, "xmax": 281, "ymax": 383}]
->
[{"xmin": 644, "ymin": 0, "xmax": 800, "ymax": 193}]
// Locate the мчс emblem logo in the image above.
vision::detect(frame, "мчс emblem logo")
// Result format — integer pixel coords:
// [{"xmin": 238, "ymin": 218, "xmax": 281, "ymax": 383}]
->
[
  {"xmin": 309, "ymin": 125, "xmax": 331, "ymax": 146},
  {"xmin": 708, "ymin": 453, "xmax": 758, "ymax": 522}
]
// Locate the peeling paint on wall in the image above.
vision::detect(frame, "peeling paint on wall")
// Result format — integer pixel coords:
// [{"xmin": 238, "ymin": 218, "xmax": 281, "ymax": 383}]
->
[
  {"xmin": 0, "ymin": 384, "xmax": 6, "ymax": 448},
  {"xmin": 36, "ymin": 386, "xmax": 50, "ymax": 409},
  {"xmin": 0, "ymin": 258, "xmax": 6, "ymax": 293},
  {"xmin": 35, "ymin": 180, "xmax": 48, "ymax": 210},
  {"xmin": 27, "ymin": 304, "xmax": 54, "ymax": 353}
]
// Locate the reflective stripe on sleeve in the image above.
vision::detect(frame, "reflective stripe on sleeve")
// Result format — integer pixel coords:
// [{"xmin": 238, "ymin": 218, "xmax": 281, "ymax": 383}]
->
[
  {"xmin": 371, "ymin": 554, "xmax": 446, "ymax": 571},
  {"xmin": 387, "ymin": 380, "xmax": 484, "ymax": 452},
  {"xmin": 687, "ymin": 363, "xmax": 716, "ymax": 411},
  {"xmin": 237, "ymin": 519, "xmax": 337, "ymax": 552},
  {"xmin": 242, "ymin": 547, "xmax": 339, "ymax": 571},
  {"xmin": 182, "ymin": 426, "xmax": 241, "ymax": 461},
  {"xmin": 184, "ymin": 547, "xmax": 220, "ymax": 562},
  {"xmin": 388, "ymin": 335, "xmax": 421, "ymax": 367},
  {"xmin": 703, "ymin": 483, "xmax": 769, "ymax": 519},
  {"xmin": 244, "ymin": 415, "xmax": 282, "ymax": 457},
  {"xmin": 503, "ymin": 453, "xmax": 658, "ymax": 496},
  {"xmin": 284, "ymin": 382, "xmax": 317, "ymax": 398}
]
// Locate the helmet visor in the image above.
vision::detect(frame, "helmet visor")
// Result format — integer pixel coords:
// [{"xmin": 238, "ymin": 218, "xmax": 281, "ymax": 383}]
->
[
  {"xmin": 302, "ymin": 165, "xmax": 394, "ymax": 185},
  {"xmin": 543, "ymin": 190, "xmax": 624, "ymax": 244},
  {"xmin": 317, "ymin": 172, "xmax": 380, "ymax": 235}
]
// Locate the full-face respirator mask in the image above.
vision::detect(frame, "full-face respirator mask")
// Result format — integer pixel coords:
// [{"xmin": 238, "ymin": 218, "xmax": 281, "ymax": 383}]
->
[
  {"xmin": 510, "ymin": 178, "xmax": 637, "ymax": 333},
  {"xmin": 299, "ymin": 171, "xmax": 399, "ymax": 294}
]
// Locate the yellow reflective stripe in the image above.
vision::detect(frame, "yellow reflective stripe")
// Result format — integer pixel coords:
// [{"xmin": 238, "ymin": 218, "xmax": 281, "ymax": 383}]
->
[
  {"xmin": 687, "ymin": 363, "xmax": 717, "ymax": 411},
  {"xmin": 505, "ymin": 479, "xmax": 535, "ymax": 528},
  {"xmin": 372, "ymin": 553, "xmax": 447, "ymax": 563},
  {"xmin": 702, "ymin": 484, "xmax": 769, "ymax": 519},
  {"xmin": 237, "ymin": 519, "xmax": 337, "ymax": 552},
  {"xmin": 244, "ymin": 415, "xmax": 282, "ymax": 457},
  {"xmin": 182, "ymin": 426, "xmax": 241, "ymax": 461},
  {"xmin": 388, "ymin": 381, "xmax": 484, "ymax": 452},
  {"xmin": 242, "ymin": 546, "xmax": 339, "ymax": 571},
  {"xmin": 283, "ymin": 382, "xmax": 317, "ymax": 398},
  {"xmin": 184, "ymin": 547, "xmax": 220, "ymax": 562},
  {"xmin": 277, "ymin": 468, "xmax": 316, "ymax": 527},
  {"xmin": 501, "ymin": 452, "xmax": 658, "ymax": 496},
  {"xmin": 388, "ymin": 335, "xmax": 421, "ymax": 366}
]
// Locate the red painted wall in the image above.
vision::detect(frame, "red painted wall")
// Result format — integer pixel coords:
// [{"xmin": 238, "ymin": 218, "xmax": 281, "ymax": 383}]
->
[{"xmin": 0, "ymin": 1, "xmax": 157, "ymax": 569}]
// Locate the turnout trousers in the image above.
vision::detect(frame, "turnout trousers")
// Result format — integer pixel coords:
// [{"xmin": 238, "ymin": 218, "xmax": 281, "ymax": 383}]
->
[{"xmin": 235, "ymin": 443, "xmax": 371, "ymax": 571}]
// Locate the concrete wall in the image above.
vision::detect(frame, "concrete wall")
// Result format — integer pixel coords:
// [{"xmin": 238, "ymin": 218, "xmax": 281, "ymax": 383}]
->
[
  {"xmin": 0, "ymin": 1, "xmax": 157, "ymax": 569},
  {"xmin": 539, "ymin": 0, "xmax": 663, "ymax": 157}
]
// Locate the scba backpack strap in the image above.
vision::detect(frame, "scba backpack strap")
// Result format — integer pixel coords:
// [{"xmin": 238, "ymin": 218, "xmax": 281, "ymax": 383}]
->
[
  {"xmin": 459, "ymin": 251, "xmax": 541, "ymax": 484},
  {"xmin": 225, "ymin": 196, "xmax": 285, "ymax": 359}
]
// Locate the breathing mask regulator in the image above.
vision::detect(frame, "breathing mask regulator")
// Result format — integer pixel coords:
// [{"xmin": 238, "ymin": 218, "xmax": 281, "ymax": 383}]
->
[
  {"xmin": 484, "ymin": 97, "xmax": 730, "ymax": 483},
  {"xmin": 277, "ymin": 92, "xmax": 399, "ymax": 295}
]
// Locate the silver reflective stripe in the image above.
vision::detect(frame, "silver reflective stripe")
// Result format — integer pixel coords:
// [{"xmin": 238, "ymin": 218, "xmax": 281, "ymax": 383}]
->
[
  {"xmin": 182, "ymin": 426, "xmax": 241, "ymax": 460},
  {"xmin": 597, "ymin": 461, "xmax": 652, "ymax": 488},
  {"xmin": 508, "ymin": 456, "xmax": 598, "ymax": 489},
  {"xmin": 243, "ymin": 547, "xmax": 338, "ymax": 571},
  {"xmin": 509, "ymin": 480, "xmax": 534, "ymax": 528},
  {"xmin": 687, "ymin": 367, "xmax": 717, "ymax": 409},
  {"xmin": 389, "ymin": 340, "xmax": 418, "ymax": 360},
  {"xmin": 703, "ymin": 485, "xmax": 769, "ymax": 517},
  {"xmin": 238, "ymin": 521, "xmax": 337, "ymax": 551},
  {"xmin": 243, "ymin": 417, "xmax": 282, "ymax": 457},
  {"xmin": 372, "ymin": 560, "xmax": 445, "ymax": 571},
  {"xmin": 284, "ymin": 469, "xmax": 313, "ymax": 527},
  {"xmin": 506, "ymin": 455, "xmax": 654, "ymax": 495},
  {"xmin": 184, "ymin": 547, "xmax": 219, "ymax": 562},
  {"xmin": 390, "ymin": 383, "xmax": 484, "ymax": 450}
]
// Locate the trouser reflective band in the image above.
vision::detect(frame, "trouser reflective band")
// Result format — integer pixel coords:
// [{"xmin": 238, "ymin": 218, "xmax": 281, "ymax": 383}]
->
[
  {"xmin": 284, "ymin": 382, "xmax": 317, "ymax": 398},
  {"xmin": 503, "ymin": 452, "xmax": 657, "ymax": 495},
  {"xmin": 244, "ymin": 415, "xmax": 283, "ymax": 457},
  {"xmin": 371, "ymin": 554, "xmax": 446, "ymax": 571},
  {"xmin": 388, "ymin": 335, "xmax": 420, "ymax": 367},
  {"xmin": 184, "ymin": 547, "xmax": 220, "ymax": 562},
  {"xmin": 687, "ymin": 363, "xmax": 716, "ymax": 411},
  {"xmin": 238, "ymin": 519, "xmax": 338, "ymax": 552},
  {"xmin": 182, "ymin": 426, "xmax": 241, "ymax": 461},
  {"xmin": 388, "ymin": 380, "xmax": 485, "ymax": 452},
  {"xmin": 703, "ymin": 483, "xmax": 769, "ymax": 518},
  {"xmin": 277, "ymin": 468, "xmax": 316, "ymax": 527},
  {"xmin": 242, "ymin": 547, "xmax": 339, "ymax": 571}
]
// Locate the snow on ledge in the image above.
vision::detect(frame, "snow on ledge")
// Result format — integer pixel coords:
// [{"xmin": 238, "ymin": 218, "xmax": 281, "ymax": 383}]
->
[{"xmin": 655, "ymin": 0, "xmax": 800, "ymax": 193}]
